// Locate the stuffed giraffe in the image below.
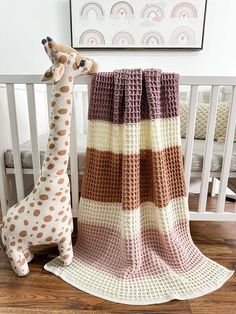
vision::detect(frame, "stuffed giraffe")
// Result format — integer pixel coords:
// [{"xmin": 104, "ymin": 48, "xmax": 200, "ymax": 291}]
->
[{"xmin": 0, "ymin": 37, "xmax": 98, "ymax": 276}]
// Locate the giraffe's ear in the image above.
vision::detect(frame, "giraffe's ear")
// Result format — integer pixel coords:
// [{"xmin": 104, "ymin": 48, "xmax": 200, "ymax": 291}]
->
[
  {"xmin": 41, "ymin": 66, "xmax": 53, "ymax": 82},
  {"xmin": 89, "ymin": 59, "xmax": 98, "ymax": 74},
  {"xmin": 53, "ymin": 64, "xmax": 65, "ymax": 83}
]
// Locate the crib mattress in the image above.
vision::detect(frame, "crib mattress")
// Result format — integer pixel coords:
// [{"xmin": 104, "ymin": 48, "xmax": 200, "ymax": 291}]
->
[{"xmin": 4, "ymin": 134, "xmax": 236, "ymax": 172}]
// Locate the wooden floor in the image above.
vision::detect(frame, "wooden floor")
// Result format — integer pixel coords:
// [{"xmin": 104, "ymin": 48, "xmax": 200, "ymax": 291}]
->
[{"xmin": 0, "ymin": 195, "xmax": 236, "ymax": 314}]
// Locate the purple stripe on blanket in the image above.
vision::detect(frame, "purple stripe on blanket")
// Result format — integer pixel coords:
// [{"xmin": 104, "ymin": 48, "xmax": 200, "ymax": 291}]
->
[
  {"xmin": 88, "ymin": 69, "xmax": 179, "ymax": 124},
  {"xmin": 75, "ymin": 219, "xmax": 203, "ymax": 278}
]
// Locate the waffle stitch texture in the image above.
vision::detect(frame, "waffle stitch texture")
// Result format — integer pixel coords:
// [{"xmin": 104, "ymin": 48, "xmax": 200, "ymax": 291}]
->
[{"xmin": 44, "ymin": 69, "xmax": 234, "ymax": 305}]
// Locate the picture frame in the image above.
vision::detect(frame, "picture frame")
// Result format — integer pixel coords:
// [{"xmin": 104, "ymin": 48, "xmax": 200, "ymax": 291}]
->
[{"xmin": 70, "ymin": 0, "xmax": 207, "ymax": 50}]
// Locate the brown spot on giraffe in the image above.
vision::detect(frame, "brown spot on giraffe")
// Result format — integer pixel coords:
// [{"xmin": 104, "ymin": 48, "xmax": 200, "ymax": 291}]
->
[
  {"xmin": 18, "ymin": 206, "xmax": 25, "ymax": 213},
  {"xmin": 57, "ymin": 129, "xmax": 66, "ymax": 136},
  {"xmin": 59, "ymin": 55, "xmax": 67, "ymax": 64},
  {"xmin": 44, "ymin": 215, "xmax": 52, "ymax": 222},
  {"xmin": 9, "ymin": 224, "xmax": 16, "ymax": 232},
  {"xmin": 33, "ymin": 209, "xmax": 40, "ymax": 217},
  {"xmin": 45, "ymin": 71, "xmax": 52, "ymax": 78},
  {"xmin": 39, "ymin": 194, "xmax": 49, "ymax": 201},
  {"xmin": 58, "ymin": 108, "xmax": 68, "ymax": 114},
  {"xmin": 37, "ymin": 232, "xmax": 43, "ymax": 239},
  {"xmin": 60, "ymin": 237, "xmax": 66, "ymax": 243},
  {"xmin": 58, "ymin": 150, "xmax": 66, "ymax": 156},
  {"xmin": 56, "ymin": 169, "xmax": 64, "ymax": 175},
  {"xmin": 19, "ymin": 231, "xmax": 27, "ymax": 237},
  {"xmin": 58, "ymin": 178, "xmax": 64, "ymax": 184},
  {"xmin": 60, "ymin": 86, "xmax": 69, "ymax": 93},
  {"xmin": 62, "ymin": 215, "xmax": 68, "ymax": 222}
]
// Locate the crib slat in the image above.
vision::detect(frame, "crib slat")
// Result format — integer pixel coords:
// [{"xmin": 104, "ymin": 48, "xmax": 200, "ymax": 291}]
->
[
  {"xmin": 82, "ymin": 91, "xmax": 88, "ymax": 134},
  {"xmin": 216, "ymin": 86, "xmax": 236, "ymax": 213},
  {"xmin": 184, "ymin": 85, "xmax": 198, "ymax": 196},
  {"xmin": 70, "ymin": 87, "xmax": 79, "ymax": 216},
  {"xmin": 26, "ymin": 84, "xmax": 41, "ymax": 184},
  {"xmin": 46, "ymin": 84, "xmax": 53, "ymax": 124},
  {"xmin": 198, "ymin": 85, "xmax": 220, "ymax": 212},
  {"xmin": 6, "ymin": 84, "xmax": 25, "ymax": 201}
]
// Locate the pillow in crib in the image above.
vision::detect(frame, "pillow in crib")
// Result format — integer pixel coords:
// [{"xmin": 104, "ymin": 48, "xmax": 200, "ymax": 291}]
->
[{"xmin": 180, "ymin": 102, "xmax": 236, "ymax": 143}]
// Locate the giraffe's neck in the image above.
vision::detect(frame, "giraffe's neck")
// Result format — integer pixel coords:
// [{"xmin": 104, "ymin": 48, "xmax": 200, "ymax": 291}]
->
[{"xmin": 41, "ymin": 74, "xmax": 74, "ymax": 177}]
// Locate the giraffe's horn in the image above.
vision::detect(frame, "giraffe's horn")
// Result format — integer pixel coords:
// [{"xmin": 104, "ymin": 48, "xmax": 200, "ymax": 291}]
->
[
  {"xmin": 46, "ymin": 36, "xmax": 53, "ymax": 42},
  {"xmin": 41, "ymin": 38, "xmax": 47, "ymax": 45}
]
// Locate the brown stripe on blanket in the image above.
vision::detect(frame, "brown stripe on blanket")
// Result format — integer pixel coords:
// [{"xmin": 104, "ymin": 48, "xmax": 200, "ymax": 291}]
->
[
  {"xmin": 81, "ymin": 146, "xmax": 186, "ymax": 209},
  {"xmin": 89, "ymin": 69, "xmax": 179, "ymax": 123}
]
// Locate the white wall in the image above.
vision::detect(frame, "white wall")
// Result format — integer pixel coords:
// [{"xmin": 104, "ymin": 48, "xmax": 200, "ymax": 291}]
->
[
  {"xmin": 0, "ymin": 0, "xmax": 235, "ymax": 76},
  {"xmin": 0, "ymin": 0, "xmax": 235, "ymax": 147}
]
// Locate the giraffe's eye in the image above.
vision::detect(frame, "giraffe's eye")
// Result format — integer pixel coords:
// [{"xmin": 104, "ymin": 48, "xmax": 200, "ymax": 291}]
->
[{"xmin": 78, "ymin": 60, "xmax": 85, "ymax": 67}]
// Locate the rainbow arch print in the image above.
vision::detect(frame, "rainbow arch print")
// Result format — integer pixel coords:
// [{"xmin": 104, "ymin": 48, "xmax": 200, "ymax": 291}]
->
[
  {"xmin": 112, "ymin": 31, "xmax": 134, "ymax": 45},
  {"xmin": 140, "ymin": 3, "xmax": 165, "ymax": 20},
  {"xmin": 79, "ymin": 29, "xmax": 105, "ymax": 46},
  {"xmin": 170, "ymin": 26, "xmax": 195, "ymax": 46},
  {"xmin": 80, "ymin": 2, "xmax": 104, "ymax": 17},
  {"xmin": 141, "ymin": 32, "xmax": 164, "ymax": 46},
  {"xmin": 110, "ymin": 1, "xmax": 134, "ymax": 17},
  {"xmin": 171, "ymin": 2, "xmax": 198, "ymax": 18}
]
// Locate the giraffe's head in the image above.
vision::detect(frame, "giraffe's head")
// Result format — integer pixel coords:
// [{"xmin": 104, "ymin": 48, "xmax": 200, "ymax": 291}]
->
[{"xmin": 41, "ymin": 36, "xmax": 98, "ymax": 83}]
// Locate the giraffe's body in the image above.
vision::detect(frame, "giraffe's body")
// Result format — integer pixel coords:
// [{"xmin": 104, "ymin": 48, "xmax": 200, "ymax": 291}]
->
[{"xmin": 0, "ymin": 37, "xmax": 98, "ymax": 276}]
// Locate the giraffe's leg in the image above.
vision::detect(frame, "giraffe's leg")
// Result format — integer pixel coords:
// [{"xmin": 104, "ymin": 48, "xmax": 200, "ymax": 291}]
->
[
  {"xmin": 58, "ymin": 237, "xmax": 73, "ymax": 266},
  {"xmin": 23, "ymin": 248, "xmax": 34, "ymax": 263},
  {"xmin": 6, "ymin": 247, "xmax": 29, "ymax": 277}
]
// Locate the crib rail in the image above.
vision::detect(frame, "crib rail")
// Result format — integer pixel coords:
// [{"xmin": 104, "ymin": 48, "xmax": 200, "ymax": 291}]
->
[{"xmin": 0, "ymin": 74, "xmax": 236, "ymax": 221}]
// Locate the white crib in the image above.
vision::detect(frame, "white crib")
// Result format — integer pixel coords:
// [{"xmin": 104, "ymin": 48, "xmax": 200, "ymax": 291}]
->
[{"xmin": 0, "ymin": 74, "xmax": 236, "ymax": 221}]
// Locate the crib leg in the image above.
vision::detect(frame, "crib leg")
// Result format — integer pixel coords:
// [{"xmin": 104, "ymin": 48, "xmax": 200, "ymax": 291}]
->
[{"xmin": 58, "ymin": 238, "xmax": 73, "ymax": 266}]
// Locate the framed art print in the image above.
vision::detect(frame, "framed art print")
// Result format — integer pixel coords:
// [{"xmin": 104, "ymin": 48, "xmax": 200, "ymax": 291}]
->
[{"xmin": 70, "ymin": 0, "xmax": 207, "ymax": 49}]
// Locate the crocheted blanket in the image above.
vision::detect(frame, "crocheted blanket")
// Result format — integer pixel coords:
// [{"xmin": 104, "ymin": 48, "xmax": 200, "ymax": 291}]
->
[{"xmin": 45, "ymin": 69, "xmax": 233, "ymax": 305}]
